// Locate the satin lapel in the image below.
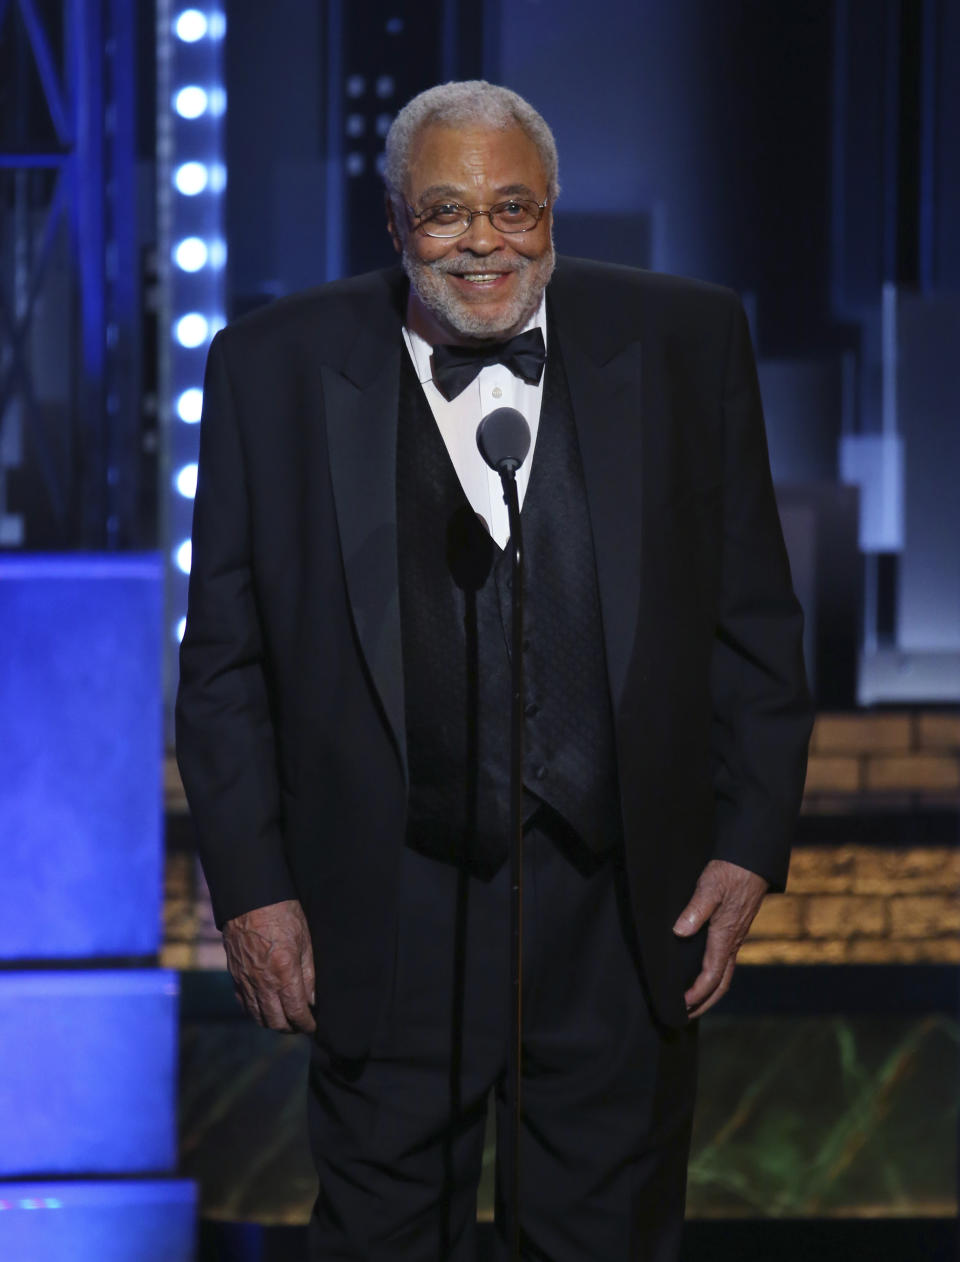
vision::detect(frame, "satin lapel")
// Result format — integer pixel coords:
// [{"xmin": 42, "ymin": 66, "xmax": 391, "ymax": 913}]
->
[
  {"xmin": 551, "ymin": 312, "xmax": 644, "ymax": 713},
  {"xmin": 322, "ymin": 342, "xmax": 407, "ymax": 781}
]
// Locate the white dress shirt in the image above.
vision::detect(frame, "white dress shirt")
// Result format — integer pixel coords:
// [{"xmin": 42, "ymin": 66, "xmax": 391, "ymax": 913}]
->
[{"xmin": 401, "ymin": 298, "xmax": 547, "ymax": 550}]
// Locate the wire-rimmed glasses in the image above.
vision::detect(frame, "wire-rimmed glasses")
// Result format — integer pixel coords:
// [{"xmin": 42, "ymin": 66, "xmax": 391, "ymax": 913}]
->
[{"xmin": 406, "ymin": 197, "xmax": 549, "ymax": 239}]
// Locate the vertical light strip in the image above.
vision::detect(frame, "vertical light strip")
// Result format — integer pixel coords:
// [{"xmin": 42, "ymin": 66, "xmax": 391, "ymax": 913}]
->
[{"xmin": 157, "ymin": 2, "xmax": 227, "ymax": 722}]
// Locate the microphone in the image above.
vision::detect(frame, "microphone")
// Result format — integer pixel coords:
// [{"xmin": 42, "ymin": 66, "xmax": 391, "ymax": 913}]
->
[{"xmin": 476, "ymin": 407, "xmax": 531, "ymax": 477}]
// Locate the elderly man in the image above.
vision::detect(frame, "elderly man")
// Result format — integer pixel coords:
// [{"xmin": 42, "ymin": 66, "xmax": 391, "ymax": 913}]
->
[{"xmin": 177, "ymin": 80, "xmax": 812, "ymax": 1260}]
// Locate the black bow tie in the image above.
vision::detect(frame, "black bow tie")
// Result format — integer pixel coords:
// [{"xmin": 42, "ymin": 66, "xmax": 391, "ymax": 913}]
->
[{"xmin": 431, "ymin": 327, "xmax": 546, "ymax": 402}]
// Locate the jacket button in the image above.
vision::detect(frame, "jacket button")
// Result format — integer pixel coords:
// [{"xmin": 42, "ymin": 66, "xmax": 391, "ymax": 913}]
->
[
  {"xmin": 525, "ymin": 702, "xmax": 539, "ymax": 718},
  {"xmin": 534, "ymin": 764, "xmax": 547, "ymax": 780}
]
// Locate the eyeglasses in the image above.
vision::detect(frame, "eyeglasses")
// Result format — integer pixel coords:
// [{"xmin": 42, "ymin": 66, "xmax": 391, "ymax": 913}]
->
[{"xmin": 406, "ymin": 197, "xmax": 549, "ymax": 239}]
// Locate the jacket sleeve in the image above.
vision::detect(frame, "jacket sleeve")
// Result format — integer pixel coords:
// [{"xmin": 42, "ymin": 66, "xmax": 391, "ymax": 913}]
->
[
  {"xmin": 709, "ymin": 295, "xmax": 814, "ymax": 889},
  {"xmin": 175, "ymin": 331, "xmax": 298, "ymax": 926}
]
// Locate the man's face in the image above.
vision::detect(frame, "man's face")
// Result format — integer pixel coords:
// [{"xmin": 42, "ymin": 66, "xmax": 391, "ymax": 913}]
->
[{"xmin": 388, "ymin": 123, "xmax": 555, "ymax": 344}]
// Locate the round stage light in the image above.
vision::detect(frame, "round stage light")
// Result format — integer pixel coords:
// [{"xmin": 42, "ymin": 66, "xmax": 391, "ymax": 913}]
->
[
  {"xmin": 174, "ymin": 237, "xmax": 209, "ymax": 271},
  {"xmin": 174, "ymin": 162, "xmax": 208, "ymax": 195},
  {"xmin": 208, "ymin": 239, "xmax": 227, "ymax": 268},
  {"xmin": 175, "ymin": 616, "xmax": 187, "ymax": 643},
  {"xmin": 175, "ymin": 463, "xmax": 198, "ymax": 498},
  {"xmin": 176, "ymin": 388, "xmax": 203, "ymax": 423},
  {"xmin": 174, "ymin": 86, "xmax": 208, "ymax": 119},
  {"xmin": 175, "ymin": 313, "xmax": 209, "ymax": 348},
  {"xmin": 175, "ymin": 539, "xmax": 193, "ymax": 574},
  {"xmin": 175, "ymin": 9, "xmax": 207, "ymax": 41}
]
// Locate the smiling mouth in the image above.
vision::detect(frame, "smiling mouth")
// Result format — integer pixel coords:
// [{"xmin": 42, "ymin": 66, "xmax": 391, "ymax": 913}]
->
[{"xmin": 451, "ymin": 272, "xmax": 509, "ymax": 286}]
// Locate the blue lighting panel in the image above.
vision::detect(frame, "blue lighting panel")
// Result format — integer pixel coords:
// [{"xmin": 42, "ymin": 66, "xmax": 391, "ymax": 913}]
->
[
  {"xmin": 0, "ymin": 555, "xmax": 163, "ymax": 959},
  {"xmin": 0, "ymin": 1180, "xmax": 195, "ymax": 1262},
  {"xmin": 0, "ymin": 971, "xmax": 178, "ymax": 1175}
]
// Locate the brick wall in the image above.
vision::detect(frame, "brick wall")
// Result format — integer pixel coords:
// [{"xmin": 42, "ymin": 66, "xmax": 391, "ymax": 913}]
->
[
  {"xmin": 743, "ymin": 846, "xmax": 960, "ymax": 964},
  {"xmin": 805, "ymin": 712, "xmax": 960, "ymax": 799},
  {"xmin": 744, "ymin": 711, "xmax": 960, "ymax": 964}
]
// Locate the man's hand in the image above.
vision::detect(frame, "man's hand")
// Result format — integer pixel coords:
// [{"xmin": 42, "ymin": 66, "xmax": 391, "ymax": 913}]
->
[
  {"xmin": 672, "ymin": 859, "xmax": 768, "ymax": 1019},
  {"xmin": 222, "ymin": 898, "xmax": 317, "ymax": 1034}
]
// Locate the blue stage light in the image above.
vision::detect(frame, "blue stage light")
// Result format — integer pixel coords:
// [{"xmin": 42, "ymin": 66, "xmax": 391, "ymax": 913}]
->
[
  {"xmin": 174, "ymin": 237, "xmax": 208, "ymax": 272},
  {"xmin": 175, "ymin": 8, "xmax": 207, "ymax": 41},
  {"xmin": 174, "ymin": 85, "xmax": 208, "ymax": 118},
  {"xmin": 176, "ymin": 388, "xmax": 203, "ymax": 422},
  {"xmin": 175, "ymin": 617, "xmax": 187, "ymax": 643},
  {"xmin": 161, "ymin": 0, "xmax": 225, "ymax": 727},
  {"xmin": 174, "ymin": 161, "xmax": 208, "ymax": 195},
  {"xmin": 174, "ymin": 464, "xmax": 198, "ymax": 498},
  {"xmin": 175, "ymin": 313, "xmax": 209, "ymax": 347}
]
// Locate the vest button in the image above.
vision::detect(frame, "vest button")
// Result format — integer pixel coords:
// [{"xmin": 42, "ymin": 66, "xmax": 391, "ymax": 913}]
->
[
  {"xmin": 534, "ymin": 764, "xmax": 548, "ymax": 780},
  {"xmin": 524, "ymin": 702, "xmax": 539, "ymax": 718}
]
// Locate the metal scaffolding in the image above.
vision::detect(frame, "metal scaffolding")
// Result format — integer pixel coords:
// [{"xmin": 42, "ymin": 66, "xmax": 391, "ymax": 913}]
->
[{"xmin": 0, "ymin": 0, "xmax": 138, "ymax": 549}]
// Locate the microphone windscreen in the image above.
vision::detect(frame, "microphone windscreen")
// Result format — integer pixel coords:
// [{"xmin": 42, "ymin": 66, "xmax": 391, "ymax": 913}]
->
[{"xmin": 476, "ymin": 407, "xmax": 531, "ymax": 474}]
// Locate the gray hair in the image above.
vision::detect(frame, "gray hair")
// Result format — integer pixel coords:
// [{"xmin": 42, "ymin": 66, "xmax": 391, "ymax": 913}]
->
[{"xmin": 383, "ymin": 80, "xmax": 560, "ymax": 207}]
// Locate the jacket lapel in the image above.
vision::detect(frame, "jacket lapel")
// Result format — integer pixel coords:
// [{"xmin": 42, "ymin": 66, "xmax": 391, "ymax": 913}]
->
[
  {"xmin": 322, "ymin": 272, "xmax": 408, "ymax": 780},
  {"xmin": 549, "ymin": 264, "xmax": 645, "ymax": 712}
]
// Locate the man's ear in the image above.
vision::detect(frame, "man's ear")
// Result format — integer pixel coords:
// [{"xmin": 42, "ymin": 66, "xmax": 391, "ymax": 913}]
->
[{"xmin": 385, "ymin": 193, "xmax": 403, "ymax": 255}]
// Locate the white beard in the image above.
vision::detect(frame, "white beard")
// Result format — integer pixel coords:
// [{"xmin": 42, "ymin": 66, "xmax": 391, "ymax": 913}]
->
[{"xmin": 401, "ymin": 241, "xmax": 555, "ymax": 342}]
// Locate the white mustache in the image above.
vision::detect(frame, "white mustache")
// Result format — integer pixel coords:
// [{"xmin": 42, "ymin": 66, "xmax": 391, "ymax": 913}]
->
[{"xmin": 433, "ymin": 260, "xmax": 528, "ymax": 276}]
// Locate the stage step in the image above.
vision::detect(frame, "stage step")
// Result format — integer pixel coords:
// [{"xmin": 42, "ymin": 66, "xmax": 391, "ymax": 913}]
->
[
  {"xmin": 0, "ymin": 971, "xmax": 178, "ymax": 1175},
  {"xmin": 0, "ymin": 1180, "xmax": 196, "ymax": 1262}
]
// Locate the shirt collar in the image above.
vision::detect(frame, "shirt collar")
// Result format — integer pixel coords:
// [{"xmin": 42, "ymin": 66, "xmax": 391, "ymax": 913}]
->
[{"xmin": 402, "ymin": 293, "xmax": 548, "ymax": 387}]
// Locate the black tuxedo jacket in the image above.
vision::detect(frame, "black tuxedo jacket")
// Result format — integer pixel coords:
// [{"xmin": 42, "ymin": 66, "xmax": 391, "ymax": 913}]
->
[{"xmin": 176, "ymin": 256, "xmax": 813, "ymax": 1057}]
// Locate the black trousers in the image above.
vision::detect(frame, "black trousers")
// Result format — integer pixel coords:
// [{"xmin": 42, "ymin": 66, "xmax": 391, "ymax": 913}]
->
[{"xmin": 307, "ymin": 818, "xmax": 698, "ymax": 1260}]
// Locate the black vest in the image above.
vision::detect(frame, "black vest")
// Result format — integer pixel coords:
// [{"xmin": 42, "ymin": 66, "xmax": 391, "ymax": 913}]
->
[{"xmin": 397, "ymin": 331, "xmax": 623, "ymax": 871}]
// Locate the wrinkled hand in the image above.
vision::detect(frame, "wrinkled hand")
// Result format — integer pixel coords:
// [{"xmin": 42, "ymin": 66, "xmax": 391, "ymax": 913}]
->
[
  {"xmin": 222, "ymin": 898, "xmax": 316, "ymax": 1033},
  {"xmin": 672, "ymin": 859, "xmax": 768, "ymax": 1019}
]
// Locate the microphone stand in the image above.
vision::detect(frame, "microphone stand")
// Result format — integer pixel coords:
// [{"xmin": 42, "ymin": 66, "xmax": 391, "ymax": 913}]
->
[
  {"xmin": 499, "ymin": 467, "xmax": 524, "ymax": 1262},
  {"xmin": 477, "ymin": 404, "xmax": 531, "ymax": 1262}
]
